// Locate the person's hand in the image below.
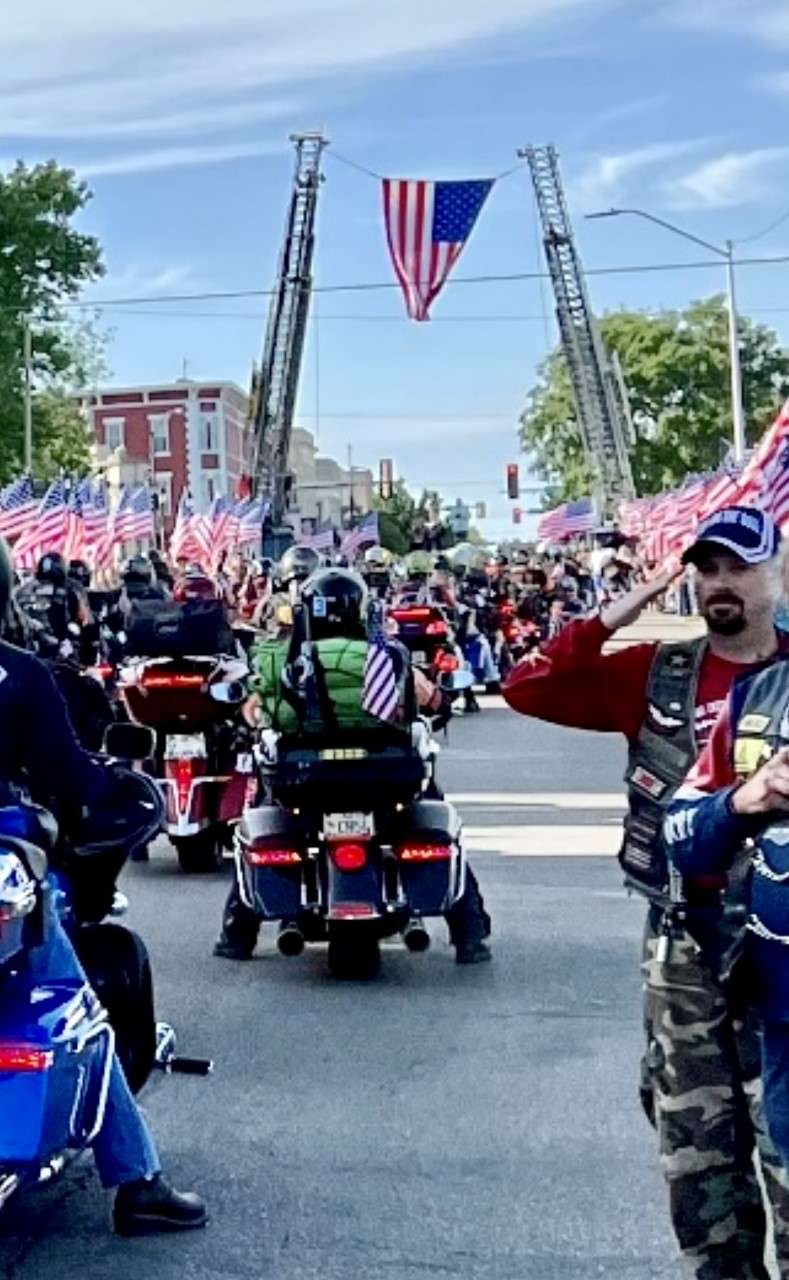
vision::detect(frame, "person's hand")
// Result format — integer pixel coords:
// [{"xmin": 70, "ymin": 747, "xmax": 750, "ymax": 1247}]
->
[
  {"xmin": 730, "ymin": 748, "xmax": 789, "ymax": 816},
  {"xmin": 600, "ymin": 560, "xmax": 683, "ymax": 633}
]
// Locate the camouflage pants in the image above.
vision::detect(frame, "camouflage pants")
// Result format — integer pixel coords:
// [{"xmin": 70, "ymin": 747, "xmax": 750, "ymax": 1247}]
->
[{"xmin": 642, "ymin": 913, "xmax": 789, "ymax": 1280}]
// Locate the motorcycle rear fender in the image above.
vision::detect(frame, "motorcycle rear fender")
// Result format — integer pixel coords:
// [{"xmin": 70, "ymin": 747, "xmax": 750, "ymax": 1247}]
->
[
  {"xmin": 0, "ymin": 979, "xmax": 112, "ymax": 1167},
  {"xmin": 237, "ymin": 806, "xmax": 305, "ymax": 921},
  {"xmin": 396, "ymin": 800, "xmax": 465, "ymax": 914},
  {"xmin": 325, "ymin": 855, "xmax": 381, "ymax": 920}
]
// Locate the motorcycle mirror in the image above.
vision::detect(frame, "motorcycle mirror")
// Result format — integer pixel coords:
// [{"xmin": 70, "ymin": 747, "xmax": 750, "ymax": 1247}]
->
[
  {"xmin": 103, "ymin": 723, "xmax": 156, "ymax": 761},
  {"xmin": 209, "ymin": 680, "xmax": 247, "ymax": 705}
]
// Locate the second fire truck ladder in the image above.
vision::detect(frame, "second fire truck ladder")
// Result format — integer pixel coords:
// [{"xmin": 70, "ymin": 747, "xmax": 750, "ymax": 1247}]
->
[
  {"xmin": 522, "ymin": 144, "xmax": 635, "ymax": 508},
  {"xmin": 251, "ymin": 131, "xmax": 328, "ymax": 538}
]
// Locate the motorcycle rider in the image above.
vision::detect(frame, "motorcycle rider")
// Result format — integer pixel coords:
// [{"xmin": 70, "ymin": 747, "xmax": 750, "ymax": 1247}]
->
[
  {"xmin": 214, "ymin": 567, "xmax": 491, "ymax": 964},
  {"xmin": 255, "ymin": 545, "xmax": 320, "ymax": 636},
  {"xmin": 0, "ymin": 538, "xmax": 206, "ymax": 1236},
  {"xmin": 503, "ymin": 507, "xmax": 789, "ymax": 1280}
]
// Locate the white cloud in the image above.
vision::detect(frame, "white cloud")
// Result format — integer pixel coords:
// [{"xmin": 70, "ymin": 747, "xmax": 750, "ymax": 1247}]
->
[
  {"xmin": 89, "ymin": 264, "xmax": 194, "ymax": 299},
  {"xmin": 571, "ymin": 94, "xmax": 669, "ymax": 144},
  {"xmin": 75, "ymin": 140, "xmax": 282, "ymax": 179},
  {"xmin": 666, "ymin": 0, "xmax": 789, "ymax": 48},
  {"xmin": 667, "ymin": 148, "xmax": 789, "ymax": 210},
  {"xmin": 0, "ymin": 0, "xmax": 611, "ymax": 152},
  {"xmin": 569, "ymin": 139, "xmax": 712, "ymax": 210}
]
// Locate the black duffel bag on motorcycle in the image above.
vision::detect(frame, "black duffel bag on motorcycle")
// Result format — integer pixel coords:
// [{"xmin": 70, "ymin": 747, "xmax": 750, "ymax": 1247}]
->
[{"xmin": 125, "ymin": 598, "xmax": 234, "ymax": 658}]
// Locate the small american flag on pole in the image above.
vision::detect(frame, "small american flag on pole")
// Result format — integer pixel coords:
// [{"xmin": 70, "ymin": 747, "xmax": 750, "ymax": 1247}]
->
[
  {"xmin": 362, "ymin": 610, "xmax": 400, "ymax": 723},
  {"xmin": 382, "ymin": 178, "xmax": 494, "ymax": 321},
  {"xmin": 537, "ymin": 498, "xmax": 596, "ymax": 541},
  {"xmin": 0, "ymin": 475, "xmax": 35, "ymax": 540}
]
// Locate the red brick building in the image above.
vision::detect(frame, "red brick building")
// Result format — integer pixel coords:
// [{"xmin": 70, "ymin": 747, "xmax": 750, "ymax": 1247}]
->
[{"xmin": 79, "ymin": 380, "xmax": 252, "ymax": 532}]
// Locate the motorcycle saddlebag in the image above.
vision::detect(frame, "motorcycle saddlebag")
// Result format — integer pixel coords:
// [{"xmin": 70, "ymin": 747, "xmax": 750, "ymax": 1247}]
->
[
  {"xmin": 125, "ymin": 599, "xmax": 234, "ymax": 659},
  {"xmin": 394, "ymin": 800, "xmax": 463, "ymax": 916},
  {"xmin": 237, "ymin": 806, "xmax": 305, "ymax": 920},
  {"xmin": 0, "ymin": 978, "xmax": 112, "ymax": 1165}
]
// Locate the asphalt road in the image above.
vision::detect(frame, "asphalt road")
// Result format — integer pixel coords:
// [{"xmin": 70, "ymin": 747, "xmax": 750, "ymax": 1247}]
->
[{"xmin": 1, "ymin": 700, "xmax": 684, "ymax": 1280}]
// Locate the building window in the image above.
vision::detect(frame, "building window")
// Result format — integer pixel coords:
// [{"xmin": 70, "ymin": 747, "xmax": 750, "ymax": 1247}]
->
[
  {"xmin": 154, "ymin": 473, "xmax": 172, "ymax": 518},
  {"xmin": 150, "ymin": 414, "xmax": 170, "ymax": 455},
  {"xmin": 202, "ymin": 475, "xmax": 217, "ymax": 507},
  {"xmin": 104, "ymin": 417, "xmax": 125, "ymax": 451},
  {"xmin": 200, "ymin": 413, "xmax": 219, "ymax": 452}
]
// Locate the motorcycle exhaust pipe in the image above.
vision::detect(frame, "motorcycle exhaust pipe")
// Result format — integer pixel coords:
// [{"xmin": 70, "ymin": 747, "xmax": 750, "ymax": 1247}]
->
[
  {"xmin": 402, "ymin": 917, "xmax": 431, "ymax": 953},
  {"xmin": 277, "ymin": 921, "xmax": 305, "ymax": 958}
]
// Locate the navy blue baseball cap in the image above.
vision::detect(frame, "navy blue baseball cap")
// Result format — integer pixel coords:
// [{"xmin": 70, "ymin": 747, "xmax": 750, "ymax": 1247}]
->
[{"xmin": 681, "ymin": 505, "xmax": 781, "ymax": 567}]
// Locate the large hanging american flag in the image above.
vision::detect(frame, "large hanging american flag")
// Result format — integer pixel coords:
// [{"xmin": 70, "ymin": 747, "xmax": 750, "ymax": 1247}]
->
[
  {"xmin": 382, "ymin": 178, "xmax": 494, "ymax": 321},
  {"xmin": 362, "ymin": 610, "xmax": 400, "ymax": 723},
  {"xmin": 537, "ymin": 498, "xmax": 596, "ymax": 541}
]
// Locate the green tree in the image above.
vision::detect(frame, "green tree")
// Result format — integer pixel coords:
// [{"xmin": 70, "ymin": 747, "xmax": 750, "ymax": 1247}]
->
[
  {"xmin": 520, "ymin": 296, "xmax": 789, "ymax": 500},
  {"xmin": 373, "ymin": 480, "xmax": 417, "ymax": 554},
  {"xmin": 0, "ymin": 161, "xmax": 104, "ymax": 480}
]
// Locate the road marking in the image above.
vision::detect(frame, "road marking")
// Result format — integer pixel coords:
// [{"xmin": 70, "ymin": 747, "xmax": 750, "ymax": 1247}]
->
[
  {"xmin": 463, "ymin": 824, "xmax": 621, "ymax": 856},
  {"xmin": 450, "ymin": 792, "xmax": 625, "ymax": 811}
]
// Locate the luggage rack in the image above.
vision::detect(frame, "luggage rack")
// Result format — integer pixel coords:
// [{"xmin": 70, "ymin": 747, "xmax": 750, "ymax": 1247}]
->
[{"xmin": 259, "ymin": 730, "xmax": 429, "ymax": 808}]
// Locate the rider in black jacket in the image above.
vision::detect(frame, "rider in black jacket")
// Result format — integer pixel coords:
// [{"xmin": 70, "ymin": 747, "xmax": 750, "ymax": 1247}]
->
[{"xmin": 0, "ymin": 539, "xmax": 207, "ymax": 1236}]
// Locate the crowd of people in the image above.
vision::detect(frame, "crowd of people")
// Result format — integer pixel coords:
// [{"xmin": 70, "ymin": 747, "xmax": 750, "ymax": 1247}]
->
[{"xmin": 9, "ymin": 505, "xmax": 789, "ymax": 1276}]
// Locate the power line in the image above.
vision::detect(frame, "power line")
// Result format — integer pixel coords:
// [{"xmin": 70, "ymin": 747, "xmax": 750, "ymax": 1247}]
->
[
  {"xmin": 737, "ymin": 208, "xmax": 789, "ymax": 246},
  {"xmin": 32, "ymin": 250, "xmax": 789, "ymax": 314}
]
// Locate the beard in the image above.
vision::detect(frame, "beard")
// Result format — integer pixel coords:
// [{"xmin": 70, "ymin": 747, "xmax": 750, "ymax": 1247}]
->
[{"xmin": 702, "ymin": 594, "xmax": 747, "ymax": 636}]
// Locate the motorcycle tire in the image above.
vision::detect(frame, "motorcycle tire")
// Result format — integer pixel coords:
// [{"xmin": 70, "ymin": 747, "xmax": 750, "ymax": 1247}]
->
[
  {"xmin": 173, "ymin": 830, "xmax": 224, "ymax": 874},
  {"xmin": 74, "ymin": 923, "xmax": 156, "ymax": 1095},
  {"xmin": 327, "ymin": 924, "xmax": 381, "ymax": 980}
]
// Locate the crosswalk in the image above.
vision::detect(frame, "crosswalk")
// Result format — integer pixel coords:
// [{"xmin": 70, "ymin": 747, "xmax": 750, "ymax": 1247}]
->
[{"xmin": 450, "ymin": 791, "xmax": 626, "ymax": 857}]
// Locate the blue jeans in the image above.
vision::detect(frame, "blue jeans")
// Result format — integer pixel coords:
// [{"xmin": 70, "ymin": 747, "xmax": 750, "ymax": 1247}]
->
[
  {"xmin": 27, "ymin": 898, "xmax": 161, "ymax": 1188},
  {"xmin": 761, "ymin": 1021, "xmax": 789, "ymax": 1170},
  {"xmin": 463, "ymin": 635, "xmax": 499, "ymax": 683}
]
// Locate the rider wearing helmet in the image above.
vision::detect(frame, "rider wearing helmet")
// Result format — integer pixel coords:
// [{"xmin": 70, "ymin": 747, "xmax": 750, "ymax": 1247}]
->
[
  {"xmin": 257, "ymin": 544, "xmax": 321, "ymax": 638},
  {"xmin": 360, "ymin": 544, "xmax": 393, "ymax": 600},
  {"xmin": 214, "ymin": 567, "xmax": 491, "ymax": 965},
  {"xmin": 0, "ymin": 538, "xmax": 205, "ymax": 1235}
]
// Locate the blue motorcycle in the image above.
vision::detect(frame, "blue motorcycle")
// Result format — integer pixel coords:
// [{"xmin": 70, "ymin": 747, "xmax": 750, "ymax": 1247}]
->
[{"xmin": 0, "ymin": 725, "xmax": 209, "ymax": 1213}]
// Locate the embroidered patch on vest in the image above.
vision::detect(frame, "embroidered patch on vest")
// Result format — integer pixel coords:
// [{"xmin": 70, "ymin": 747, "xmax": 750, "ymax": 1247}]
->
[
  {"xmin": 734, "ymin": 736, "xmax": 771, "ymax": 777},
  {"xmin": 664, "ymin": 650, "xmax": 694, "ymax": 677},
  {"xmin": 739, "ymin": 713, "xmax": 771, "ymax": 734},
  {"xmin": 631, "ymin": 766, "xmax": 668, "ymax": 799},
  {"xmin": 646, "ymin": 702, "xmax": 684, "ymax": 733}
]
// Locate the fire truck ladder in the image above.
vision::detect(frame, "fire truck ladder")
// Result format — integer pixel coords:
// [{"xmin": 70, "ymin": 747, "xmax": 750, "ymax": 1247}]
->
[
  {"xmin": 521, "ymin": 144, "xmax": 635, "ymax": 507},
  {"xmin": 251, "ymin": 131, "xmax": 328, "ymax": 527}
]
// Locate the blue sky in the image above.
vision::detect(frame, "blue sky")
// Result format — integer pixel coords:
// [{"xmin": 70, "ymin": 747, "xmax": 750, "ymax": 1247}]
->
[{"xmin": 7, "ymin": 0, "xmax": 789, "ymax": 540}]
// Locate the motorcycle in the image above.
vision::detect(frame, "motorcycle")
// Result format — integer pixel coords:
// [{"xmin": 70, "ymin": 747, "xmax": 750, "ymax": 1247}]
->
[
  {"xmin": 388, "ymin": 598, "xmax": 460, "ymax": 682},
  {"xmin": 120, "ymin": 655, "xmax": 253, "ymax": 873},
  {"xmin": 0, "ymin": 723, "xmax": 210, "ymax": 1214},
  {"xmin": 235, "ymin": 670, "xmax": 474, "ymax": 979}
]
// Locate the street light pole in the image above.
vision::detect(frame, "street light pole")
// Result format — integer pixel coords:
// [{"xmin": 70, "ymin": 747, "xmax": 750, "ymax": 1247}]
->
[{"xmin": 586, "ymin": 207, "xmax": 747, "ymax": 464}]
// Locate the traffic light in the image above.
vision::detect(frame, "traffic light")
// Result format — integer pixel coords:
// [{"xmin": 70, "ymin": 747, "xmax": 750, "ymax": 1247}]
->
[
  {"xmin": 512, "ymin": 507, "xmax": 522, "ymax": 524},
  {"xmin": 506, "ymin": 463, "xmax": 519, "ymax": 500},
  {"xmin": 475, "ymin": 501, "xmax": 487, "ymax": 519}
]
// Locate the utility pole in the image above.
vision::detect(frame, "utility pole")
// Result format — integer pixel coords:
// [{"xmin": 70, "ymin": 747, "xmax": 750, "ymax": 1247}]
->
[
  {"xmin": 23, "ymin": 317, "xmax": 32, "ymax": 472},
  {"xmin": 347, "ymin": 443, "xmax": 355, "ymax": 523}
]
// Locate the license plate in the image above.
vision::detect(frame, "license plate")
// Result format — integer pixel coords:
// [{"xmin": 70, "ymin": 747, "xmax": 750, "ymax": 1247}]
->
[
  {"xmin": 412, "ymin": 650, "xmax": 428, "ymax": 666},
  {"xmin": 164, "ymin": 733, "xmax": 207, "ymax": 760},
  {"xmin": 324, "ymin": 812, "xmax": 374, "ymax": 839}
]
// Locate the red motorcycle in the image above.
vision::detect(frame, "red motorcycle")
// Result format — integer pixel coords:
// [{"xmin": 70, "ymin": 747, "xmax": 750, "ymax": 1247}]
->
[{"xmin": 120, "ymin": 655, "xmax": 253, "ymax": 873}]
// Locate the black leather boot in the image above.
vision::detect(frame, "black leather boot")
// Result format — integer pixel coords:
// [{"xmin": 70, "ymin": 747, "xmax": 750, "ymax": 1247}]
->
[{"xmin": 114, "ymin": 1174, "xmax": 208, "ymax": 1235}]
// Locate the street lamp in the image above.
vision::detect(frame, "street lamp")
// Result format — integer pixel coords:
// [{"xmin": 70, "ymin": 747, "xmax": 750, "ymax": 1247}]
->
[{"xmin": 585, "ymin": 207, "xmax": 746, "ymax": 464}]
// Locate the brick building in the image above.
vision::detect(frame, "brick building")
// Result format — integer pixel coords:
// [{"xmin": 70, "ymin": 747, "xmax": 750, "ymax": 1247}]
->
[{"xmin": 78, "ymin": 380, "xmax": 252, "ymax": 531}]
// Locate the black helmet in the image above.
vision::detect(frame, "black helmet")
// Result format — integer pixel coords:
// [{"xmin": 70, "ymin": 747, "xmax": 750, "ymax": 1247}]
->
[
  {"xmin": 278, "ymin": 545, "xmax": 320, "ymax": 587},
  {"xmin": 0, "ymin": 538, "xmax": 12, "ymax": 618},
  {"xmin": 36, "ymin": 551, "xmax": 67, "ymax": 587},
  {"xmin": 301, "ymin": 568, "xmax": 368, "ymax": 639},
  {"xmin": 122, "ymin": 555, "xmax": 154, "ymax": 588},
  {"xmin": 68, "ymin": 559, "xmax": 91, "ymax": 589}
]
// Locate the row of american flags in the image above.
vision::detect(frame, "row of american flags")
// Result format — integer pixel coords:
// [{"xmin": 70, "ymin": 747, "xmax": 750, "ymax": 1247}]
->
[{"xmin": 537, "ymin": 400, "xmax": 789, "ymax": 560}]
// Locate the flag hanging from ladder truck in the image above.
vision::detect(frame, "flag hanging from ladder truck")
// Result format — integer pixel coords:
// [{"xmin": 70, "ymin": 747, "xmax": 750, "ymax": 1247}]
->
[{"xmin": 382, "ymin": 178, "xmax": 495, "ymax": 321}]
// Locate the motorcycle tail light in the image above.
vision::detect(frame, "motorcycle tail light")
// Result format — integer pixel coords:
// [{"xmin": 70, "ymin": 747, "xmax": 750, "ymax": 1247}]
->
[
  {"xmin": 397, "ymin": 844, "xmax": 452, "ymax": 862},
  {"xmin": 391, "ymin": 608, "xmax": 431, "ymax": 622},
  {"xmin": 330, "ymin": 842, "xmax": 368, "ymax": 872},
  {"xmin": 141, "ymin": 673, "xmax": 206, "ymax": 689},
  {"xmin": 426, "ymin": 621, "xmax": 448, "ymax": 636},
  {"xmin": 0, "ymin": 1044, "xmax": 53, "ymax": 1073},
  {"xmin": 244, "ymin": 846, "xmax": 302, "ymax": 867},
  {"xmin": 170, "ymin": 757, "xmax": 194, "ymax": 813}
]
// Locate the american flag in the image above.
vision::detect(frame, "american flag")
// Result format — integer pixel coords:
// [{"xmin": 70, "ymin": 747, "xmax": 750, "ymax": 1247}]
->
[
  {"xmin": 341, "ymin": 512, "xmax": 379, "ymax": 560},
  {"xmin": 737, "ymin": 400, "xmax": 789, "ymax": 524},
  {"xmin": 114, "ymin": 486, "xmax": 154, "ymax": 544},
  {"xmin": 83, "ymin": 480, "xmax": 109, "ymax": 552},
  {"xmin": 362, "ymin": 610, "xmax": 400, "ymax": 723},
  {"xmin": 0, "ymin": 475, "xmax": 36, "ymax": 540},
  {"xmin": 299, "ymin": 525, "xmax": 336, "ymax": 553},
  {"xmin": 63, "ymin": 479, "xmax": 89, "ymax": 562},
  {"xmin": 537, "ymin": 498, "xmax": 596, "ymax": 541},
  {"xmin": 382, "ymin": 178, "xmax": 494, "ymax": 321},
  {"xmin": 170, "ymin": 491, "xmax": 203, "ymax": 564},
  {"xmin": 14, "ymin": 478, "xmax": 68, "ymax": 568},
  {"xmin": 238, "ymin": 498, "xmax": 266, "ymax": 547}
]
